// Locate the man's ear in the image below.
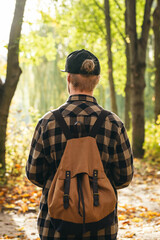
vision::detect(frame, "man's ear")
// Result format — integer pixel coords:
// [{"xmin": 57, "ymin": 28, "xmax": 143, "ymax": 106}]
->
[{"xmin": 67, "ymin": 73, "xmax": 71, "ymax": 83}]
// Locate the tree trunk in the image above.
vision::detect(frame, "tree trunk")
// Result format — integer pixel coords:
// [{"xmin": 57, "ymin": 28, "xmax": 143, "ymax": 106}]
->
[
  {"xmin": 104, "ymin": 0, "xmax": 118, "ymax": 114},
  {"xmin": 127, "ymin": 0, "xmax": 153, "ymax": 158},
  {"xmin": 0, "ymin": 0, "xmax": 26, "ymax": 171},
  {"xmin": 124, "ymin": 0, "xmax": 131, "ymax": 130},
  {"xmin": 153, "ymin": 0, "xmax": 160, "ymax": 122}
]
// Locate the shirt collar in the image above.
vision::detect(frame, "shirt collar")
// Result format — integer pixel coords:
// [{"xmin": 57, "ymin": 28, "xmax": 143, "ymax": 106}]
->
[{"xmin": 67, "ymin": 94, "xmax": 97, "ymax": 104}]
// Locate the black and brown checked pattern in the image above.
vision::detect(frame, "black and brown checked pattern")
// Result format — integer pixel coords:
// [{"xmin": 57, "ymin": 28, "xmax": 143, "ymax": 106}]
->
[{"xmin": 26, "ymin": 94, "xmax": 134, "ymax": 240}]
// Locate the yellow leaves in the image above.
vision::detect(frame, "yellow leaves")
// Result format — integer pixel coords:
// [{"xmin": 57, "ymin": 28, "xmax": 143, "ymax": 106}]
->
[
  {"xmin": 137, "ymin": 205, "xmax": 148, "ymax": 211},
  {"xmin": 3, "ymin": 235, "xmax": 15, "ymax": 239},
  {"xmin": 14, "ymin": 187, "xmax": 22, "ymax": 195},
  {"xmin": 28, "ymin": 203, "xmax": 37, "ymax": 208},
  {"xmin": 16, "ymin": 227, "xmax": 24, "ymax": 231},
  {"xmin": 119, "ymin": 204, "xmax": 160, "ymax": 223},
  {"xmin": 156, "ymin": 115, "xmax": 160, "ymax": 125},
  {"xmin": 21, "ymin": 193, "xmax": 30, "ymax": 198},
  {"xmin": 3, "ymin": 204, "xmax": 16, "ymax": 209},
  {"xmin": 150, "ymin": 197, "xmax": 160, "ymax": 203},
  {"xmin": 140, "ymin": 211, "xmax": 160, "ymax": 219},
  {"xmin": 118, "ymin": 214, "xmax": 127, "ymax": 221},
  {"xmin": 118, "ymin": 205, "xmax": 137, "ymax": 221},
  {"xmin": 0, "ymin": 191, "xmax": 4, "ymax": 197},
  {"xmin": 155, "ymin": 219, "xmax": 160, "ymax": 225},
  {"xmin": 0, "ymin": 60, "xmax": 7, "ymax": 78},
  {"xmin": 131, "ymin": 217, "xmax": 143, "ymax": 222},
  {"xmin": 30, "ymin": 198, "xmax": 36, "ymax": 203},
  {"xmin": 15, "ymin": 164, "xmax": 22, "ymax": 169},
  {"xmin": 124, "ymin": 231, "xmax": 135, "ymax": 238},
  {"xmin": 36, "ymin": 191, "xmax": 42, "ymax": 198},
  {"xmin": 122, "ymin": 220, "xmax": 131, "ymax": 225},
  {"xmin": 21, "ymin": 203, "xmax": 28, "ymax": 213},
  {"xmin": 126, "ymin": 36, "xmax": 130, "ymax": 44}
]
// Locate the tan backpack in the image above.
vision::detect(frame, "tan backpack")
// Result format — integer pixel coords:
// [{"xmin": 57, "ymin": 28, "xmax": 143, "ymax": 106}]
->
[{"xmin": 48, "ymin": 109, "xmax": 116, "ymax": 235}]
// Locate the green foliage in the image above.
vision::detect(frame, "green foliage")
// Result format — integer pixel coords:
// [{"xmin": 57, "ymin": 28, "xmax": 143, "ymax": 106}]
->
[
  {"xmin": 0, "ymin": 59, "xmax": 7, "ymax": 78},
  {"xmin": 18, "ymin": 59, "xmax": 67, "ymax": 115},
  {"xmin": 20, "ymin": 31, "xmax": 56, "ymax": 65},
  {"xmin": 28, "ymin": 107, "xmax": 41, "ymax": 127},
  {"xmin": 4, "ymin": 105, "xmax": 40, "ymax": 183},
  {"xmin": 143, "ymin": 116, "xmax": 160, "ymax": 166},
  {"xmin": 18, "ymin": 10, "xmax": 68, "ymax": 115}
]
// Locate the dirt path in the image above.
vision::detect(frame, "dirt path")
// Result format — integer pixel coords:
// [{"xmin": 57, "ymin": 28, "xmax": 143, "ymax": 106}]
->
[
  {"xmin": 0, "ymin": 173, "xmax": 160, "ymax": 240},
  {"xmin": 117, "ymin": 174, "xmax": 160, "ymax": 240}
]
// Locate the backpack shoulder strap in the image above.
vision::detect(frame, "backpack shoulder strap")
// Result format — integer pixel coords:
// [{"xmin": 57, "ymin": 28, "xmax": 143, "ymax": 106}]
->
[
  {"xmin": 53, "ymin": 109, "xmax": 73, "ymax": 140},
  {"xmin": 89, "ymin": 110, "xmax": 111, "ymax": 138}
]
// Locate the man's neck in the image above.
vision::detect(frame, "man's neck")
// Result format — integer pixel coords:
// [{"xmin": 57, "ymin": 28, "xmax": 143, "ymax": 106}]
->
[{"xmin": 69, "ymin": 90, "xmax": 93, "ymax": 96}]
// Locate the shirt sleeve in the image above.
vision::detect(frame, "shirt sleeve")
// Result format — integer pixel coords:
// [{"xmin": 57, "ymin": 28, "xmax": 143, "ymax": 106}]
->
[
  {"xmin": 26, "ymin": 120, "xmax": 49, "ymax": 188},
  {"xmin": 110, "ymin": 125, "xmax": 134, "ymax": 189}
]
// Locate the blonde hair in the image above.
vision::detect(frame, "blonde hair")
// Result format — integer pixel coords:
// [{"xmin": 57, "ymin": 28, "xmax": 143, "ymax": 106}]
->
[{"xmin": 80, "ymin": 59, "xmax": 95, "ymax": 73}]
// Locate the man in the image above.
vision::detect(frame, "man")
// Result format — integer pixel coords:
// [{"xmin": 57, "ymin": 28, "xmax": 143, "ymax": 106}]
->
[{"xmin": 26, "ymin": 49, "xmax": 134, "ymax": 240}]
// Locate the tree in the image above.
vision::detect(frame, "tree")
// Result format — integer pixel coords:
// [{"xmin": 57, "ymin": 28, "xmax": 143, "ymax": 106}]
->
[
  {"xmin": 124, "ymin": 0, "xmax": 131, "ymax": 130},
  {"xmin": 0, "ymin": 0, "xmax": 26, "ymax": 171},
  {"xmin": 104, "ymin": 0, "xmax": 117, "ymax": 114},
  {"xmin": 127, "ymin": 0, "xmax": 153, "ymax": 157},
  {"xmin": 153, "ymin": 0, "xmax": 160, "ymax": 122}
]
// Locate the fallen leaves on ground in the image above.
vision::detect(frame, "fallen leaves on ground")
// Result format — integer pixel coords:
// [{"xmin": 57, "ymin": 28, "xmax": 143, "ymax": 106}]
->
[
  {"xmin": 1, "ymin": 234, "xmax": 40, "ymax": 240},
  {"xmin": 0, "ymin": 177, "xmax": 40, "ymax": 214},
  {"xmin": 0, "ymin": 159, "xmax": 160, "ymax": 239},
  {"xmin": 117, "ymin": 159, "xmax": 160, "ymax": 239},
  {"xmin": 118, "ymin": 205, "xmax": 160, "ymax": 223}
]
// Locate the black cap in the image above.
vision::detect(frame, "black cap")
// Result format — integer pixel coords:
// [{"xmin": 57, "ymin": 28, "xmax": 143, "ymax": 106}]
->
[{"xmin": 61, "ymin": 49, "xmax": 100, "ymax": 75}]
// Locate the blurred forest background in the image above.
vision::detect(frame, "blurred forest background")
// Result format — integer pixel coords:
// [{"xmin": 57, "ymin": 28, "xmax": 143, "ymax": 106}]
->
[{"xmin": 0, "ymin": 0, "xmax": 160, "ymax": 181}]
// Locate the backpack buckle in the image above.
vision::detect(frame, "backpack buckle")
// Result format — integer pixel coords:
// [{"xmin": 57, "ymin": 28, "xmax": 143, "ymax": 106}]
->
[
  {"xmin": 93, "ymin": 170, "xmax": 99, "ymax": 206},
  {"xmin": 63, "ymin": 194, "xmax": 69, "ymax": 209}
]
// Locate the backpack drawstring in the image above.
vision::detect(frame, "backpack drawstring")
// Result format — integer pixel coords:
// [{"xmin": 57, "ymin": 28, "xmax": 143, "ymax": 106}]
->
[{"xmin": 77, "ymin": 174, "xmax": 86, "ymax": 233}]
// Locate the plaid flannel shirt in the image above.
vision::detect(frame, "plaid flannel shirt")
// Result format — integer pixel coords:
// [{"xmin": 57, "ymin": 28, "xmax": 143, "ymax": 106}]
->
[{"xmin": 26, "ymin": 94, "xmax": 134, "ymax": 240}]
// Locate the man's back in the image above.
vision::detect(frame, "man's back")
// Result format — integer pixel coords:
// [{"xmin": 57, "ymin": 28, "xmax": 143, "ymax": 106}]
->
[{"xmin": 26, "ymin": 94, "xmax": 133, "ymax": 240}]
